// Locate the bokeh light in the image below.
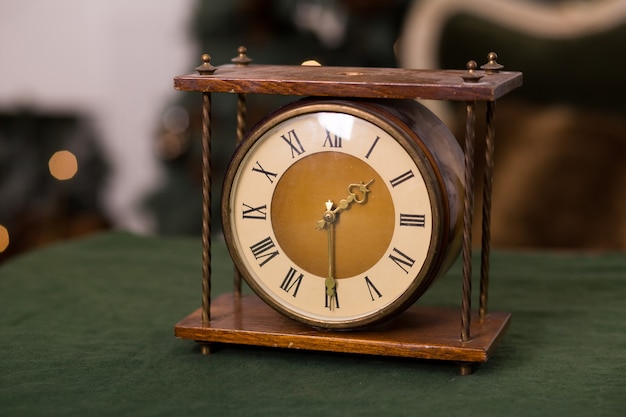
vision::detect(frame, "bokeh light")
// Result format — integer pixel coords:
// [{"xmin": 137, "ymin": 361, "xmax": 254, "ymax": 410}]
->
[
  {"xmin": 0, "ymin": 225, "xmax": 9, "ymax": 253},
  {"xmin": 49, "ymin": 150, "xmax": 78, "ymax": 180}
]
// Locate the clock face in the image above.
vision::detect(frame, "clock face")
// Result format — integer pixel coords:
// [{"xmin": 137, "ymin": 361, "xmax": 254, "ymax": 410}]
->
[{"xmin": 223, "ymin": 100, "xmax": 449, "ymax": 329}]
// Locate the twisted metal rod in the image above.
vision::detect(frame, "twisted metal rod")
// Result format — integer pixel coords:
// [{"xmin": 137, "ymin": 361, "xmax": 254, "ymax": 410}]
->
[
  {"xmin": 201, "ymin": 92, "xmax": 212, "ymax": 326},
  {"xmin": 461, "ymin": 100, "xmax": 476, "ymax": 342},
  {"xmin": 233, "ymin": 93, "xmax": 247, "ymax": 297},
  {"xmin": 480, "ymin": 101, "xmax": 496, "ymax": 319}
]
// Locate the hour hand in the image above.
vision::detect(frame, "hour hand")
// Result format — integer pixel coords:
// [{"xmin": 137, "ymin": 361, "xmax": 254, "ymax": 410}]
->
[{"xmin": 332, "ymin": 179, "xmax": 374, "ymax": 215}]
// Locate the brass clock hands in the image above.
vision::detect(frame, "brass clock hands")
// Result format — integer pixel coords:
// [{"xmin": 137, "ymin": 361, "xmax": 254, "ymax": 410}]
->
[
  {"xmin": 316, "ymin": 179, "xmax": 374, "ymax": 230},
  {"xmin": 316, "ymin": 180, "xmax": 374, "ymax": 309},
  {"xmin": 323, "ymin": 200, "xmax": 337, "ymax": 307}
]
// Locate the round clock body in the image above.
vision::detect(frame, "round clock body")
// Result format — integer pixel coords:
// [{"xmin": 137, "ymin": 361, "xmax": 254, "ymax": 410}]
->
[{"xmin": 222, "ymin": 98, "xmax": 464, "ymax": 329}]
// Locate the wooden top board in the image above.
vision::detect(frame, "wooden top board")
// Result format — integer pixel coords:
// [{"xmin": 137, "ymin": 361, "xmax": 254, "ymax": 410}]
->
[{"xmin": 174, "ymin": 64, "xmax": 522, "ymax": 101}]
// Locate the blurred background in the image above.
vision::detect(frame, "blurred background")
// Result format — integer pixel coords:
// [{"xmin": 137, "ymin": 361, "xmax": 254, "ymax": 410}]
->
[{"xmin": 1, "ymin": 0, "xmax": 625, "ymax": 263}]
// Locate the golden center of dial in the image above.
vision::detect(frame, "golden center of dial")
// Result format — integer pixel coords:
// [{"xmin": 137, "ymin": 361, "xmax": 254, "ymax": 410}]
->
[{"xmin": 271, "ymin": 152, "xmax": 394, "ymax": 279}]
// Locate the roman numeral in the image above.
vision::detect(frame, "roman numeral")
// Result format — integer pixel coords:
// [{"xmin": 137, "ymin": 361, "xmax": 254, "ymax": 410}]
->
[
  {"xmin": 279, "ymin": 267, "xmax": 303, "ymax": 297},
  {"xmin": 389, "ymin": 170, "xmax": 415, "ymax": 187},
  {"xmin": 251, "ymin": 161, "xmax": 278, "ymax": 184},
  {"xmin": 242, "ymin": 203, "xmax": 267, "ymax": 220},
  {"xmin": 249, "ymin": 236, "xmax": 279, "ymax": 267},
  {"xmin": 322, "ymin": 130, "xmax": 342, "ymax": 148},
  {"xmin": 388, "ymin": 247, "xmax": 416, "ymax": 273},
  {"xmin": 365, "ymin": 135, "xmax": 380, "ymax": 159},
  {"xmin": 364, "ymin": 276, "xmax": 382, "ymax": 301},
  {"xmin": 280, "ymin": 129, "xmax": 305, "ymax": 158},
  {"xmin": 399, "ymin": 213, "xmax": 425, "ymax": 227}
]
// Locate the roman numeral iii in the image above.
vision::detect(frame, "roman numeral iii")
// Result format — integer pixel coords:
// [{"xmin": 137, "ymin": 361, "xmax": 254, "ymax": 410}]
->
[{"xmin": 399, "ymin": 213, "xmax": 426, "ymax": 227}]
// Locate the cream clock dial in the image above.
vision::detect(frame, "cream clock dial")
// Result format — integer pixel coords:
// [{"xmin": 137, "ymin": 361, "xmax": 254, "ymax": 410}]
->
[{"xmin": 222, "ymin": 99, "xmax": 463, "ymax": 329}]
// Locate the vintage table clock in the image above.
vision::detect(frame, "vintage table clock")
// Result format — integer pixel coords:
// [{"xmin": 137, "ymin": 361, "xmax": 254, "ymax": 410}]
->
[{"xmin": 174, "ymin": 48, "xmax": 522, "ymax": 374}]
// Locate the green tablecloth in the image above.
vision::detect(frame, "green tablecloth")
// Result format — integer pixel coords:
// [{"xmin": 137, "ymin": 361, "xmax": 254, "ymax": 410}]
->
[{"xmin": 1, "ymin": 232, "xmax": 625, "ymax": 416}]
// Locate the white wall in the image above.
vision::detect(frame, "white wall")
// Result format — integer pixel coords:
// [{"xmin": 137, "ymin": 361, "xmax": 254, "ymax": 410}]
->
[{"xmin": 0, "ymin": 0, "xmax": 197, "ymax": 232}]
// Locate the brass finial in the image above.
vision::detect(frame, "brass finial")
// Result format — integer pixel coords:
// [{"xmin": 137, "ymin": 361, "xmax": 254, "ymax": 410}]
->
[
  {"xmin": 231, "ymin": 46, "xmax": 252, "ymax": 66},
  {"xmin": 481, "ymin": 52, "xmax": 504, "ymax": 74},
  {"xmin": 462, "ymin": 60, "xmax": 483, "ymax": 83},
  {"xmin": 196, "ymin": 54, "xmax": 217, "ymax": 75}
]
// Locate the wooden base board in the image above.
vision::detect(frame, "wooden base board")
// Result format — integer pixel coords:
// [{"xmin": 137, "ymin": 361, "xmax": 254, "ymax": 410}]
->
[{"xmin": 175, "ymin": 293, "xmax": 510, "ymax": 369}]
